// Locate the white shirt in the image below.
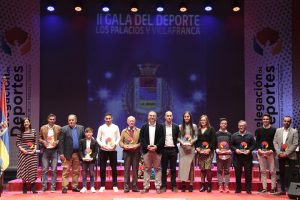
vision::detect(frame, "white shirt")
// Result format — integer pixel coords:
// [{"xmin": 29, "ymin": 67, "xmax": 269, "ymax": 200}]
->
[
  {"xmin": 96, "ymin": 123, "xmax": 120, "ymax": 151},
  {"xmin": 282, "ymin": 129, "xmax": 288, "ymax": 144},
  {"xmin": 165, "ymin": 126, "xmax": 175, "ymax": 147},
  {"xmin": 149, "ymin": 124, "xmax": 156, "ymax": 145},
  {"xmin": 86, "ymin": 139, "xmax": 91, "ymax": 149}
]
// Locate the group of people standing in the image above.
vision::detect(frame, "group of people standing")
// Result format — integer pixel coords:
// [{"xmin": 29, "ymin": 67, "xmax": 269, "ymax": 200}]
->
[{"xmin": 16, "ymin": 111, "xmax": 299, "ymax": 196}]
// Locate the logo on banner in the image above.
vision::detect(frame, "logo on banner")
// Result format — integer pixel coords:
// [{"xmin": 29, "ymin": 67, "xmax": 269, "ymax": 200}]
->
[
  {"xmin": 123, "ymin": 64, "xmax": 171, "ymax": 121},
  {"xmin": 0, "ymin": 27, "xmax": 31, "ymax": 56},
  {"xmin": 253, "ymin": 27, "xmax": 283, "ymax": 56}
]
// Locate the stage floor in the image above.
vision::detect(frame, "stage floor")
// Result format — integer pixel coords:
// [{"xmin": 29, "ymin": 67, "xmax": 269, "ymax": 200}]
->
[{"xmin": 1, "ymin": 190, "xmax": 289, "ymax": 200}]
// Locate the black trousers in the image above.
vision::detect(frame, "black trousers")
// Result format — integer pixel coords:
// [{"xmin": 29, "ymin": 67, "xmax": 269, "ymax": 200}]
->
[
  {"xmin": 278, "ymin": 157, "xmax": 296, "ymax": 192},
  {"xmin": 233, "ymin": 155, "xmax": 253, "ymax": 191},
  {"xmin": 161, "ymin": 147, "xmax": 178, "ymax": 188},
  {"xmin": 98, "ymin": 150, "xmax": 117, "ymax": 187}
]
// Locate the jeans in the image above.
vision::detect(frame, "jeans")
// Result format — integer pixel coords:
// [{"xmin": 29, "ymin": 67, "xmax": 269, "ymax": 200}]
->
[
  {"xmin": 82, "ymin": 162, "xmax": 95, "ymax": 187},
  {"xmin": 41, "ymin": 149, "xmax": 58, "ymax": 190}
]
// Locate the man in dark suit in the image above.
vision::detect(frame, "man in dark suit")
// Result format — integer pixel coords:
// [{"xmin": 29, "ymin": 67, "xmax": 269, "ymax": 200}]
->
[
  {"xmin": 58, "ymin": 114, "xmax": 84, "ymax": 193},
  {"xmin": 140, "ymin": 111, "xmax": 164, "ymax": 194},
  {"xmin": 273, "ymin": 116, "xmax": 299, "ymax": 195},
  {"xmin": 161, "ymin": 111, "xmax": 180, "ymax": 192}
]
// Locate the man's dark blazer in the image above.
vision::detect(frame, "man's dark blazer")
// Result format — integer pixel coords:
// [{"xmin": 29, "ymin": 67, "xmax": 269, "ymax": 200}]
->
[
  {"xmin": 139, "ymin": 123, "xmax": 164, "ymax": 154},
  {"xmin": 79, "ymin": 138, "xmax": 99, "ymax": 161},
  {"xmin": 162, "ymin": 123, "xmax": 180, "ymax": 153},
  {"xmin": 58, "ymin": 124, "xmax": 85, "ymax": 159}
]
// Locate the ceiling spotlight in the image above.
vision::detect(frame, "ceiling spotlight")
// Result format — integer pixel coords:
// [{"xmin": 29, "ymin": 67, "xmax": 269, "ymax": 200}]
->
[
  {"xmin": 155, "ymin": 1, "xmax": 164, "ymax": 13},
  {"xmin": 101, "ymin": 1, "xmax": 110, "ymax": 12},
  {"xmin": 46, "ymin": 0, "xmax": 56, "ymax": 12},
  {"xmin": 232, "ymin": 0, "xmax": 241, "ymax": 12},
  {"xmin": 203, "ymin": 0, "xmax": 213, "ymax": 12},
  {"xmin": 74, "ymin": 0, "xmax": 83, "ymax": 12},
  {"xmin": 130, "ymin": 1, "xmax": 139, "ymax": 13},
  {"xmin": 179, "ymin": 2, "xmax": 188, "ymax": 13}
]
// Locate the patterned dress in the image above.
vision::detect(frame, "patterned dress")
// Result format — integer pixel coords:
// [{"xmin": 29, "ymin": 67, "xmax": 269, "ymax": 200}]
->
[{"xmin": 16, "ymin": 130, "xmax": 38, "ymax": 183}]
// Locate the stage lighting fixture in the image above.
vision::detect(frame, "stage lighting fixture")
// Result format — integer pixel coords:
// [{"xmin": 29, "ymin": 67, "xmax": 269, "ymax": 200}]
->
[
  {"xmin": 130, "ymin": 1, "xmax": 139, "ymax": 13},
  {"xmin": 74, "ymin": 0, "xmax": 83, "ymax": 12},
  {"xmin": 46, "ymin": 0, "xmax": 56, "ymax": 12},
  {"xmin": 232, "ymin": 0, "xmax": 241, "ymax": 12},
  {"xmin": 203, "ymin": 0, "xmax": 213, "ymax": 12},
  {"xmin": 101, "ymin": 1, "xmax": 110, "ymax": 12},
  {"xmin": 155, "ymin": 1, "xmax": 164, "ymax": 12},
  {"xmin": 179, "ymin": 1, "xmax": 188, "ymax": 13}
]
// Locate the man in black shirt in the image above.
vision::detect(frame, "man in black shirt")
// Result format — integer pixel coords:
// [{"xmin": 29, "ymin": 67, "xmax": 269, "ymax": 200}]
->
[
  {"xmin": 231, "ymin": 120, "xmax": 256, "ymax": 194},
  {"xmin": 215, "ymin": 118, "xmax": 232, "ymax": 193},
  {"xmin": 255, "ymin": 113, "xmax": 277, "ymax": 194}
]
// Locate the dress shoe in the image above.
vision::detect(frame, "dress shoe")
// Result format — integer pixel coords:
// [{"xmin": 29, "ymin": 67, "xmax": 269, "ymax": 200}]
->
[
  {"xmin": 246, "ymin": 190, "xmax": 252, "ymax": 194},
  {"xmin": 124, "ymin": 189, "xmax": 129, "ymax": 193},
  {"xmin": 181, "ymin": 185, "xmax": 186, "ymax": 192},
  {"xmin": 72, "ymin": 187, "xmax": 80, "ymax": 192},
  {"xmin": 235, "ymin": 190, "xmax": 241, "ymax": 193},
  {"xmin": 207, "ymin": 183, "xmax": 212, "ymax": 193},
  {"xmin": 22, "ymin": 183, "xmax": 27, "ymax": 194},
  {"xmin": 199, "ymin": 184, "xmax": 206, "ymax": 192},
  {"xmin": 161, "ymin": 187, "xmax": 166, "ymax": 192},
  {"xmin": 224, "ymin": 186, "xmax": 230, "ymax": 193},
  {"xmin": 188, "ymin": 185, "xmax": 193, "ymax": 192},
  {"xmin": 140, "ymin": 188, "xmax": 149, "ymax": 194},
  {"xmin": 30, "ymin": 183, "xmax": 38, "ymax": 194},
  {"xmin": 172, "ymin": 186, "xmax": 178, "ymax": 192},
  {"xmin": 132, "ymin": 188, "xmax": 140, "ymax": 192},
  {"xmin": 62, "ymin": 188, "xmax": 68, "ymax": 193}
]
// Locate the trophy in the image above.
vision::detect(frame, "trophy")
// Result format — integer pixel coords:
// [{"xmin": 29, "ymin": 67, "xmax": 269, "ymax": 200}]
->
[
  {"xmin": 183, "ymin": 134, "xmax": 192, "ymax": 145},
  {"xmin": 105, "ymin": 137, "xmax": 114, "ymax": 149},
  {"xmin": 200, "ymin": 141, "xmax": 209, "ymax": 154},
  {"xmin": 83, "ymin": 147, "xmax": 92, "ymax": 161},
  {"xmin": 218, "ymin": 141, "xmax": 230, "ymax": 160},
  {"xmin": 46, "ymin": 135, "xmax": 55, "ymax": 149},
  {"xmin": 280, "ymin": 143, "xmax": 288, "ymax": 152},
  {"xmin": 125, "ymin": 136, "xmax": 134, "ymax": 149},
  {"xmin": 239, "ymin": 141, "xmax": 248, "ymax": 154},
  {"xmin": 261, "ymin": 141, "xmax": 269, "ymax": 151},
  {"xmin": 25, "ymin": 141, "xmax": 35, "ymax": 154}
]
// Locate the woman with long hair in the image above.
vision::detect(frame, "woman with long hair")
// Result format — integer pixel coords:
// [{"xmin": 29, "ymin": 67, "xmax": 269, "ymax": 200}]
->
[
  {"xmin": 178, "ymin": 111, "xmax": 198, "ymax": 192},
  {"xmin": 195, "ymin": 115, "xmax": 216, "ymax": 193},
  {"xmin": 16, "ymin": 117, "xmax": 38, "ymax": 194}
]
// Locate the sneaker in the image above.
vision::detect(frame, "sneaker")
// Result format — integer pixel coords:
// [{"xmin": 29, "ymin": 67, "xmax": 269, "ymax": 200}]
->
[
  {"xmin": 218, "ymin": 185, "xmax": 223, "ymax": 192},
  {"xmin": 269, "ymin": 189, "xmax": 276, "ymax": 194},
  {"xmin": 80, "ymin": 187, "xmax": 87, "ymax": 193},
  {"xmin": 258, "ymin": 189, "xmax": 267, "ymax": 194},
  {"xmin": 50, "ymin": 188, "xmax": 56, "ymax": 193},
  {"xmin": 91, "ymin": 187, "xmax": 96, "ymax": 193},
  {"xmin": 41, "ymin": 187, "xmax": 46, "ymax": 193},
  {"xmin": 113, "ymin": 186, "xmax": 119, "ymax": 192},
  {"xmin": 224, "ymin": 186, "xmax": 230, "ymax": 193},
  {"xmin": 99, "ymin": 187, "xmax": 105, "ymax": 193}
]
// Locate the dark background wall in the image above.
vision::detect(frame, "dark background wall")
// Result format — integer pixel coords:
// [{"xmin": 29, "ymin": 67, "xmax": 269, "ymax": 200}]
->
[{"xmin": 40, "ymin": 0, "xmax": 244, "ymax": 131}]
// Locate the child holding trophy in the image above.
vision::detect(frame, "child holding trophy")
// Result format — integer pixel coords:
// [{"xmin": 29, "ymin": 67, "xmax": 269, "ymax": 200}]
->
[{"xmin": 79, "ymin": 127, "xmax": 98, "ymax": 193}]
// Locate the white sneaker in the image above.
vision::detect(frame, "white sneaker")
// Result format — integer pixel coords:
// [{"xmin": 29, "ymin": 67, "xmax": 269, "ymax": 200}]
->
[
  {"xmin": 91, "ymin": 187, "xmax": 96, "ymax": 193},
  {"xmin": 80, "ymin": 187, "xmax": 87, "ymax": 193},
  {"xmin": 99, "ymin": 187, "xmax": 105, "ymax": 192},
  {"xmin": 113, "ymin": 187, "xmax": 119, "ymax": 192}
]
